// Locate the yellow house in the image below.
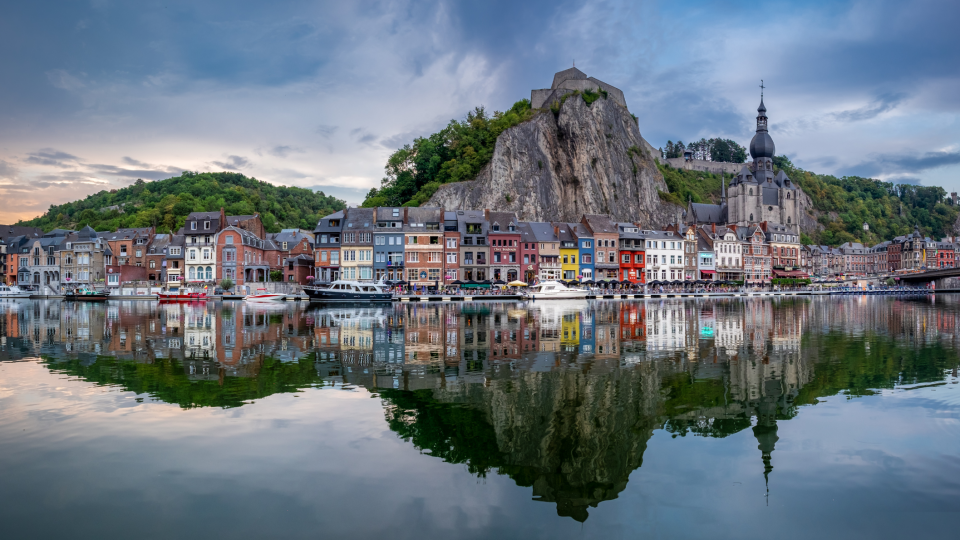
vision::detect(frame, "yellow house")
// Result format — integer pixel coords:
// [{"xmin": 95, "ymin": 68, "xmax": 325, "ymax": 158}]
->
[
  {"xmin": 554, "ymin": 223, "xmax": 579, "ymax": 280},
  {"xmin": 561, "ymin": 312, "xmax": 580, "ymax": 350}
]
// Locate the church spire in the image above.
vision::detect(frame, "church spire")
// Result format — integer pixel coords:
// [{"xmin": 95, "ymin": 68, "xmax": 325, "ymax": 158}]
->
[{"xmin": 720, "ymin": 171, "xmax": 726, "ymax": 203}]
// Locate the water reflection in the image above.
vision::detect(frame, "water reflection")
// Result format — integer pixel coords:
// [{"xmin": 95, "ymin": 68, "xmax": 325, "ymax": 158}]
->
[{"xmin": 2, "ymin": 296, "xmax": 959, "ymax": 521}]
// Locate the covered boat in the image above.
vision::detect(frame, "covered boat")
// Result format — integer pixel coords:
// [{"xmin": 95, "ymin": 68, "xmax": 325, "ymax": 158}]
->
[{"xmin": 304, "ymin": 280, "xmax": 393, "ymax": 302}]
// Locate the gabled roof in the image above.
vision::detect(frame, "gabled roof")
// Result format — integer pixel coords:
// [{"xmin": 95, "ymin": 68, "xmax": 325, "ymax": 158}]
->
[
  {"xmin": 582, "ymin": 214, "xmax": 617, "ymax": 235},
  {"xmin": 343, "ymin": 208, "xmax": 375, "ymax": 231},
  {"xmin": 521, "ymin": 222, "xmax": 559, "ymax": 243},
  {"xmin": 688, "ymin": 202, "xmax": 726, "ymax": 224}
]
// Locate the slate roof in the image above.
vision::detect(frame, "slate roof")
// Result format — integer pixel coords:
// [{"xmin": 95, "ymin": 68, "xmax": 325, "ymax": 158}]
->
[
  {"xmin": 688, "ymin": 202, "xmax": 727, "ymax": 224},
  {"xmin": 522, "ymin": 222, "xmax": 560, "ymax": 243}
]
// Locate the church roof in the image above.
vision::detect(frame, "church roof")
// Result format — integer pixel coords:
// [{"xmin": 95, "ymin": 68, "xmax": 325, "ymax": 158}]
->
[
  {"xmin": 689, "ymin": 202, "xmax": 727, "ymax": 224},
  {"xmin": 750, "ymin": 131, "xmax": 776, "ymax": 159},
  {"xmin": 551, "ymin": 67, "xmax": 588, "ymax": 89},
  {"xmin": 758, "ymin": 97, "xmax": 767, "ymax": 114},
  {"xmin": 774, "ymin": 169, "xmax": 795, "ymax": 189}
]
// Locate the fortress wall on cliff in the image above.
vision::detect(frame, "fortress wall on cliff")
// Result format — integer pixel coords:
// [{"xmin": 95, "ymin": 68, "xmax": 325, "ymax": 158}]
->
[{"xmin": 663, "ymin": 157, "xmax": 744, "ymax": 175}]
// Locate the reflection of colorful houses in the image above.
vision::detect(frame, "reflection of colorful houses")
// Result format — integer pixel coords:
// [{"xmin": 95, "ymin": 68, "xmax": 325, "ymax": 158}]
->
[{"xmin": 561, "ymin": 312, "xmax": 580, "ymax": 352}]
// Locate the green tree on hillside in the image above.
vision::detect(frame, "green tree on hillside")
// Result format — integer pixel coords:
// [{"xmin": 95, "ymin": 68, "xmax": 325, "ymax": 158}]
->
[
  {"xmin": 17, "ymin": 172, "xmax": 346, "ymax": 234},
  {"xmin": 363, "ymin": 99, "xmax": 535, "ymax": 208}
]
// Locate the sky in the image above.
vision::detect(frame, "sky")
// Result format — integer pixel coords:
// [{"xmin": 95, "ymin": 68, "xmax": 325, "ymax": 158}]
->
[{"xmin": 1, "ymin": 0, "xmax": 958, "ymax": 222}]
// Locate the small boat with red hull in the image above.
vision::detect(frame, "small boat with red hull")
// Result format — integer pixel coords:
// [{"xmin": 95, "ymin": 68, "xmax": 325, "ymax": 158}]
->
[{"xmin": 157, "ymin": 289, "xmax": 210, "ymax": 302}]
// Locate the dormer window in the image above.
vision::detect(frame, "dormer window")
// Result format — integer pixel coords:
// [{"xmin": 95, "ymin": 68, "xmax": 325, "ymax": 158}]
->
[
  {"xmin": 492, "ymin": 223, "xmax": 500, "ymax": 232},
  {"xmin": 204, "ymin": 221, "xmax": 210, "ymax": 230},
  {"xmin": 191, "ymin": 222, "xmax": 197, "ymax": 230}
]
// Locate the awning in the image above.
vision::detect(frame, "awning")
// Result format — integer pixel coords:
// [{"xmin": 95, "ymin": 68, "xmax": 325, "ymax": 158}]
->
[
  {"xmin": 700, "ymin": 270, "xmax": 716, "ymax": 274},
  {"xmin": 773, "ymin": 269, "xmax": 810, "ymax": 278}
]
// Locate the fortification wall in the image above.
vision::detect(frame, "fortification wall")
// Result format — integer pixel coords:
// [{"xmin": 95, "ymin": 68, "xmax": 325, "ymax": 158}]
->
[{"xmin": 663, "ymin": 157, "xmax": 744, "ymax": 175}]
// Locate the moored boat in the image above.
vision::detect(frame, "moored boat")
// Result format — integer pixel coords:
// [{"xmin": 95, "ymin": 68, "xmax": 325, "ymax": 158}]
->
[
  {"xmin": 526, "ymin": 280, "xmax": 590, "ymax": 300},
  {"xmin": 157, "ymin": 288, "xmax": 210, "ymax": 302},
  {"xmin": 304, "ymin": 280, "xmax": 393, "ymax": 302},
  {"xmin": 64, "ymin": 288, "xmax": 110, "ymax": 301},
  {"xmin": 244, "ymin": 289, "xmax": 287, "ymax": 302},
  {"xmin": 0, "ymin": 285, "xmax": 31, "ymax": 299}
]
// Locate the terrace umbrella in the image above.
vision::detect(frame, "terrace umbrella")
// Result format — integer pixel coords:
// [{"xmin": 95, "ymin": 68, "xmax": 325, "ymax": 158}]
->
[
  {"xmin": 395, "ymin": 280, "xmax": 408, "ymax": 285},
  {"xmin": 493, "ymin": 279, "xmax": 507, "ymax": 285},
  {"xmin": 507, "ymin": 280, "xmax": 527, "ymax": 287},
  {"xmin": 451, "ymin": 280, "xmax": 464, "ymax": 285},
  {"xmin": 582, "ymin": 279, "xmax": 594, "ymax": 284}
]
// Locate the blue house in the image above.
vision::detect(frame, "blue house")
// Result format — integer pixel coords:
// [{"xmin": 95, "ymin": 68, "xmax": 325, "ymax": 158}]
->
[
  {"xmin": 570, "ymin": 222, "xmax": 595, "ymax": 281},
  {"xmin": 373, "ymin": 207, "xmax": 406, "ymax": 282}
]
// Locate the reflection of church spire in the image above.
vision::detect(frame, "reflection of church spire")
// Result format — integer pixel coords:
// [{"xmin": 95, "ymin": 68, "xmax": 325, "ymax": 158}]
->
[{"xmin": 753, "ymin": 421, "xmax": 778, "ymax": 503}]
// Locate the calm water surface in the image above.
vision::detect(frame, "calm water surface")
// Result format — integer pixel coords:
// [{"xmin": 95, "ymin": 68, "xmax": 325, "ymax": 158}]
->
[{"xmin": 1, "ymin": 296, "xmax": 959, "ymax": 539}]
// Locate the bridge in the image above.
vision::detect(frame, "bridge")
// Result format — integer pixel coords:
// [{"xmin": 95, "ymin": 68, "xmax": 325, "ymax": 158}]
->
[{"xmin": 895, "ymin": 267, "xmax": 960, "ymax": 287}]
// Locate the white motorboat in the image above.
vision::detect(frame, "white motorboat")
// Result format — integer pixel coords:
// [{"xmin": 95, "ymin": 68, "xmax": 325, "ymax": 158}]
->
[
  {"xmin": 244, "ymin": 289, "xmax": 287, "ymax": 302},
  {"xmin": 0, "ymin": 285, "xmax": 31, "ymax": 299},
  {"xmin": 526, "ymin": 280, "xmax": 590, "ymax": 300}
]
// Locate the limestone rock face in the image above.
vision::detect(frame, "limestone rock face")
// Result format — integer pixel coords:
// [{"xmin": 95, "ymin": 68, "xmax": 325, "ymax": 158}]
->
[{"xmin": 427, "ymin": 95, "xmax": 680, "ymax": 227}]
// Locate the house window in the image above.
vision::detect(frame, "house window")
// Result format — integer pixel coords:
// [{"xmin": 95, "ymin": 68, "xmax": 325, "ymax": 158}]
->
[
  {"xmin": 191, "ymin": 222, "xmax": 197, "ymax": 230},
  {"xmin": 204, "ymin": 221, "xmax": 210, "ymax": 230}
]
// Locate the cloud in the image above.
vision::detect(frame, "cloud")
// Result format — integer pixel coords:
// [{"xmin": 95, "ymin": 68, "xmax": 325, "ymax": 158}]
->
[
  {"xmin": 268, "ymin": 145, "xmax": 303, "ymax": 158},
  {"xmin": 46, "ymin": 69, "xmax": 86, "ymax": 91},
  {"xmin": 210, "ymin": 155, "xmax": 251, "ymax": 171},
  {"xmin": 0, "ymin": 160, "xmax": 19, "ymax": 179},
  {"xmin": 87, "ymin": 163, "xmax": 181, "ymax": 180},
  {"xmin": 886, "ymin": 176, "xmax": 923, "ymax": 185},
  {"xmin": 316, "ymin": 125, "xmax": 338, "ymax": 138},
  {"xmin": 840, "ymin": 150, "xmax": 960, "ymax": 178},
  {"xmin": 832, "ymin": 93, "xmax": 908, "ymax": 122},
  {"xmin": 24, "ymin": 148, "xmax": 82, "ymax": 168}
]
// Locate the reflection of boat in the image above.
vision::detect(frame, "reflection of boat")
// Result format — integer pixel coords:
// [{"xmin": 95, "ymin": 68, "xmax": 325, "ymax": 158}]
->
[
  {"xmin": 0, "ymin": 285, "xmax": 30, "ymax": 299},
  {"xmin": 64, "ymin": 288, "xmax": 110, "ymax": 301},
  {"xmin": 304, "ymin": 280, "xmax": 393, "ymax": 302},
  {"xmin": 244, "ymin": 289, "xmax": 286, "ymax": 302},
  {"xmin": 527, "ymin": 281, "xmax": 589, "ymax": 300},
  {"xmin": 157, "ymin": 289, "xmax": 209, "ymax": 302}
]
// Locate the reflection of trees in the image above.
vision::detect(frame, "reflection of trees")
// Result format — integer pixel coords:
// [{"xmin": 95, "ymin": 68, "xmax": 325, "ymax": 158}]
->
[{"xmin": 41, "ymin": 354, "xmax": 327, "ymax": 409}]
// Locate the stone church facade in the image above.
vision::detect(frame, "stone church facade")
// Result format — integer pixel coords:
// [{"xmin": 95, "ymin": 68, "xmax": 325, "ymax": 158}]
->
[{"xmin": 686, "ymin": 98, "xmax": 801, "ymax": 230}]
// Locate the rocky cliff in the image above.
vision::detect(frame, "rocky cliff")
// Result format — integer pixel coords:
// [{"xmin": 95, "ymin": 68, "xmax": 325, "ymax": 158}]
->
[{"xmin": 427, "ymin": 94, "xmax": 680, "ymax": 227}]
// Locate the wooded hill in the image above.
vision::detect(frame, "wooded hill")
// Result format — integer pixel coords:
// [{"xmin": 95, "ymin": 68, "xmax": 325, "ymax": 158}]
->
[
  {"xmin": 660, "ymin": 156, "xmax": 959, "ymax": 246},
  {"xmin": 17, "ymin": 172, "xmax": 346, "ymax": 234}
]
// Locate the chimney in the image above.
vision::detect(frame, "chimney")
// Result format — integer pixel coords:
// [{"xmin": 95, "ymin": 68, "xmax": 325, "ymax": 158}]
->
[
  {"xmin": 484, "ymin": 209, "xmax": 490, "ymax": 220},
  {"xmin": 712, "ymin": 223, "xmax": 716, "ymax": 234}
]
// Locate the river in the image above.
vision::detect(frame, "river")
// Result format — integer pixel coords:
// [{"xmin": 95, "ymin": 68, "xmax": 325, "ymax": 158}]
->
[{"xmin": 1, "ymin": 296, "xmax": 958, "ymax": 538}]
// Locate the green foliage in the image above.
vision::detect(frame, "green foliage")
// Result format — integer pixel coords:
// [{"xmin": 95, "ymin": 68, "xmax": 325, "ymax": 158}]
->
[
  {"xmin": 665, "ymin": 138, "xmax": 746, "ymax": 163},
  {"xmin": 581, "ymin": 87, "xmax": 604, "ymax": 105},
  {"xmin": 17, "ymin": 171, "xmax": 345, "ymax": 234},
  {"xmin": 773, "ymin": 155, "xmax": 958, "ymax": 245},
  {"xmin": 269, "ymin": 270, "xmax": 283, "ymax": 282},
  {"xmin": 657, "ymin": 163, "xmax": 723, "ymax": 204},
  {"xmin": 771, "ymin": 278, "xmax": 811, "ymax": 286},
  {"xmin": 664, "ymin": 140, "xmax": 685, "ymax": 159},
  {"xmin": 219, "ymin": 278, "xmax": 234, "ymax": 291},
  {"xmin": 363, "ymin": 100, "xmax": 536, "ymax": 208}
]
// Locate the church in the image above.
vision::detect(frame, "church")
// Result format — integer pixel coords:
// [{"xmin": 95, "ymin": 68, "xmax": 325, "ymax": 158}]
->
[{"xmin": 686, "ymin": 96, "xmax": 801, "ymax": 229}]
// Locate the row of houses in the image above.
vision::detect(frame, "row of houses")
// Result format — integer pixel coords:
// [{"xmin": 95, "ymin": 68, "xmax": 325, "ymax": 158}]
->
[
  {"xmin": 3, "ymin": 213, "xmax": 954, "ymax": 291},
  {"xmin": 311, "ymin": 208, "xmax": 811, "ymax": 286},
  {"xmin": 0, "ymin": 211, "xmax": 313, "ymax": 292},
  {"xmin": 802, "ymin": 226, "xmax": 960, "ymax": 277}
]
